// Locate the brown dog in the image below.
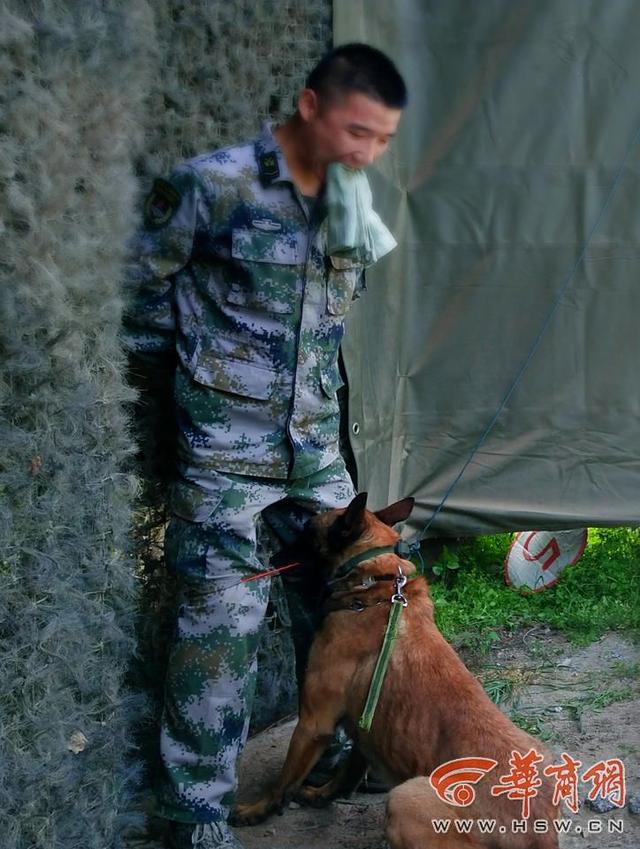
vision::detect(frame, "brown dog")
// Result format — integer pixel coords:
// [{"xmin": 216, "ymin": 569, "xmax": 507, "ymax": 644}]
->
[{"xmin": 233, "ymin": 494, "xmax": 560, "ymax": 848}]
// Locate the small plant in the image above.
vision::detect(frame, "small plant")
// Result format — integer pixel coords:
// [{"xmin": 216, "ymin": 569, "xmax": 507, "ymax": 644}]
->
[
  {"xmin": 483, "ymin": 675, "xmax": 517, "ymax": 706},
  {"xmin": 612, "ymin": 659, "xmax": 640, "ymax": 678},
  {"xmin": 431, "ymin": 545, "xmax": 462, "ymax": 586},
  {"xmin": 509, "ymin": 709, "xmax": 555, "ymax": 742},
  {"xmin": 481, "ymin": 667, "xmax": 532, "ymax": 706},
  {"xmin": 557, "ymin": 688, "xmax": 633, "ymax": 725}
]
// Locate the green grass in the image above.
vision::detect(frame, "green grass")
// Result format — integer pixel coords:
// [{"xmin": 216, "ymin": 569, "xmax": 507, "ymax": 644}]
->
[
  {"xmin": 480, "ymin": 666, "xmax": 533, "ymax": 705},
  {"xmin": 507, "ymin": 710, "xmax": 555, "ymax": 741},
  {"xmin": 560, "ymin": 687, "xmax": 634, "ymax": 723},
  {"xmin": 425, "ymin": 528, "xmax": 640, "ymax": 647},
  {"xmin": 612, "ymin": 659, "xmax": 640, "ymax": 678}
]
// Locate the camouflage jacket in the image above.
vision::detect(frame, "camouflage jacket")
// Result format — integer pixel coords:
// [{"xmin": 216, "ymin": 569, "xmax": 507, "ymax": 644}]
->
[{"xmin": 124, "ymin": 123, "xmax": 366, "ymax": 485}]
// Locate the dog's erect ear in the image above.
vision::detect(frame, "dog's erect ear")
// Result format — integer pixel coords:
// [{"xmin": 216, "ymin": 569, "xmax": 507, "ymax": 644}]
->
[
  {"xmin": 375, "ymin": 497, "xmax": 415, "ymax": 527},
  {"xmin": 343, "ymin": 492, "xmax": 368, "ymax": 526},
  {"xmin": 328, "ymin": 492, "xmax": 368, "ymax": 550}
]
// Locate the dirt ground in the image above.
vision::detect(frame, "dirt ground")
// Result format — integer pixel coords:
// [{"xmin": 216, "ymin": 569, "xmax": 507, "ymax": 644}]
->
[{"xmin": 233, "ymin": 629, "xmax": 639, "ymax": 849}]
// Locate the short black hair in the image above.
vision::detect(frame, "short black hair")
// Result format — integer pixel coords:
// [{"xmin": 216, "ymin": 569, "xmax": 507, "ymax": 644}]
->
[{"xmin": 306, "ymin": 43, "xmax": 407, "ymax": 110}]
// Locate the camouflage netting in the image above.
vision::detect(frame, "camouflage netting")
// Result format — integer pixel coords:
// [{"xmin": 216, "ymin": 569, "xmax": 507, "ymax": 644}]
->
[
  {"xmin": 0, "ymin": 2, "xmax": 331, "ymax": 847},
  {"xmin": 139, "ymin": 1, "xmax": 333, "ymax": 179}
]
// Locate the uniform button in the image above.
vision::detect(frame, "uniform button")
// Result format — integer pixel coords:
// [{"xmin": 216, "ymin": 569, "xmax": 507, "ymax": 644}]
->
[{"xmin": 352, "ymin": 422, "xmax": 361, "ymax": 436}]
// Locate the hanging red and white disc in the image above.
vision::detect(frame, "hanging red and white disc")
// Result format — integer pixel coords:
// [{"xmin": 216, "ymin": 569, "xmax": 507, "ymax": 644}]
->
[{"xmin": 504, "ymin": 529, "xmax": 588, "ymax": 591}]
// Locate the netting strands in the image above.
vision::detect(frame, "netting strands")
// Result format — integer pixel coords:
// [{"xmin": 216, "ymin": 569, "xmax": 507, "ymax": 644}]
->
[
  {"xmin": 138, "ymin": 1, "xmax": 333, "ymax": 179},
  {"xmin": 0, "ymin": 1, "xmax": 332, "ymax": 843},
  {"xmin": 0, "ymin": 4, "xmax": 154, "ymax": 848}
]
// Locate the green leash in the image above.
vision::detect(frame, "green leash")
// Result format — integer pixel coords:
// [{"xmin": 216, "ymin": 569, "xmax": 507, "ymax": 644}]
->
[{"xmin": 358, "ymin": 568, "xmax": 408, "ymax": 732}]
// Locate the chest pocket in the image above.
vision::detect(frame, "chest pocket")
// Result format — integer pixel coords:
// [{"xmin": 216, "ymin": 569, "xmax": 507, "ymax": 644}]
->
[
  {"xmin": 229, "ymin": 227, "xmax": 304, "ymax": 314},
  {"xmin": 326, "ymin": 255, "xmax": 361, "ymax": 316}
]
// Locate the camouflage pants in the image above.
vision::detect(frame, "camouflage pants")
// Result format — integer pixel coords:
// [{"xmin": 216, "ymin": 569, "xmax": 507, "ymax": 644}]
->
[{"xmin": 156, "ymin": 458, "xmax": 355, "ymax": 823}]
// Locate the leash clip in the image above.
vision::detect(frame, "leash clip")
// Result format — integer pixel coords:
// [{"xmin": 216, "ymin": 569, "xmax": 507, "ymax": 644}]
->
[{"xmin": 391, "ymin": 567, "xmax": 408, "ymax": 607}]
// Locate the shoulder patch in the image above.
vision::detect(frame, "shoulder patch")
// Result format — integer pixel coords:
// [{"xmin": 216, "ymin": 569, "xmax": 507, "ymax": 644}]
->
[
  {"xmin": 144, "ymin": 178, "xmax": 181, "ymax": 229},
  {"xmin": 258, "ymin": 151, "xmax": 280, "ymax": 184}
]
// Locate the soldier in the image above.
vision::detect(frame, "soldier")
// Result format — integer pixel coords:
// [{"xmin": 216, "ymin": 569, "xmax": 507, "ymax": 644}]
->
[{"xmin": 124, "ymin": 43, "xmax": 406, "ymax": 849}]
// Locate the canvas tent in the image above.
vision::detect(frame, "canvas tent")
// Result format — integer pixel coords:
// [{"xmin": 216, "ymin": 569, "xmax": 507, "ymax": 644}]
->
[{"xmin": 336, "ymin": 0, "xmax": 640, "ymax": 535}]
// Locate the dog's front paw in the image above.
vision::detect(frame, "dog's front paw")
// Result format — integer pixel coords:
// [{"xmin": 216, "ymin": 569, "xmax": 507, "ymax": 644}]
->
[
  {"xmin": 293, "ymin": 783, "xmax": 336, "ymax": 809},
  {"xmin": 230, "ymin": 797, "xmax": 281, "ymax": 826}
]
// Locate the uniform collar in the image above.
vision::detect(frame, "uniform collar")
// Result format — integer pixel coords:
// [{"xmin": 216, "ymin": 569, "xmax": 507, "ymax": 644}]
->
[{"xmin": 255, "ymin": 122, "xmax": 294, "ymax": 188}]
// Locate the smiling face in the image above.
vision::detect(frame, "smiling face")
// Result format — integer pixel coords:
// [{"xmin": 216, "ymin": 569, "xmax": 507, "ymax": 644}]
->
[{"xmin": 298, "ymin": 88, "xmax": 402, "ymax": 170}]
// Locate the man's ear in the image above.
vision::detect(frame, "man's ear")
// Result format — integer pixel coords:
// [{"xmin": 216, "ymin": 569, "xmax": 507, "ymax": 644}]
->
[
  {"xmin": 297, "ymin": 88, "xmax": 319, "ymax": 123},
  {"xmin": 375, "ymin": 497, "xmax": 415, "ymax": 527},
  {"xmin": 328, "ymin": 492, "xmax": 368, "ymax": 549}
]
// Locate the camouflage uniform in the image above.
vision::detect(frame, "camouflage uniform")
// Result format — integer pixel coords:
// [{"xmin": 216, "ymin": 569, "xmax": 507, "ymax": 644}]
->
[{"xmin": 124, "ymin": 123, "xmax": 364, "ymax": 824}]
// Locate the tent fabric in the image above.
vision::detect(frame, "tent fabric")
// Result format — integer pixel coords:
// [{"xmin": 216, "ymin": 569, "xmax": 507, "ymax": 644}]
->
[{"xmin": 335, "ymin": 0, "xmax": 640, "ymax": 536}]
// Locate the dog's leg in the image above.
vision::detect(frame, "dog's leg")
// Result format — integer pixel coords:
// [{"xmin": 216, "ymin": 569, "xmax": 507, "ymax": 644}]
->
[
  {"xmin": 294, "ymin": 746, "xmax": 368, "ymax": 807},
  {"xmin": 232, "ymin": 647, "xmax": 356, "ymax": 826},
  {"xmin": 386, "ymin": 778, "xmax": 478, "ymax": 849},
  {"xmin": 386, "ymin": 778, "xmax": 559, "ymax": 849},
  {"xmin": 231, "ymin": 717, "xmax": 337, "ymax": 825}
]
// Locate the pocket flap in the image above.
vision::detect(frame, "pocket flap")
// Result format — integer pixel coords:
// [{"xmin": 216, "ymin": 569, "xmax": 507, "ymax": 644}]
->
[
  {"xmin": 232, "ymin": 227, "xmax": 303, "ymax": 264},
  {"xmin": 329, "ymin": 254, "xmax": 361, "ymax": 270},
  {"xmin": 191, "ymin": 349, "xmax": 278, "ymax": 400},
  {"xmin": 320, "ymin": 365, "xmax": 345, "ymax": 398}
]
